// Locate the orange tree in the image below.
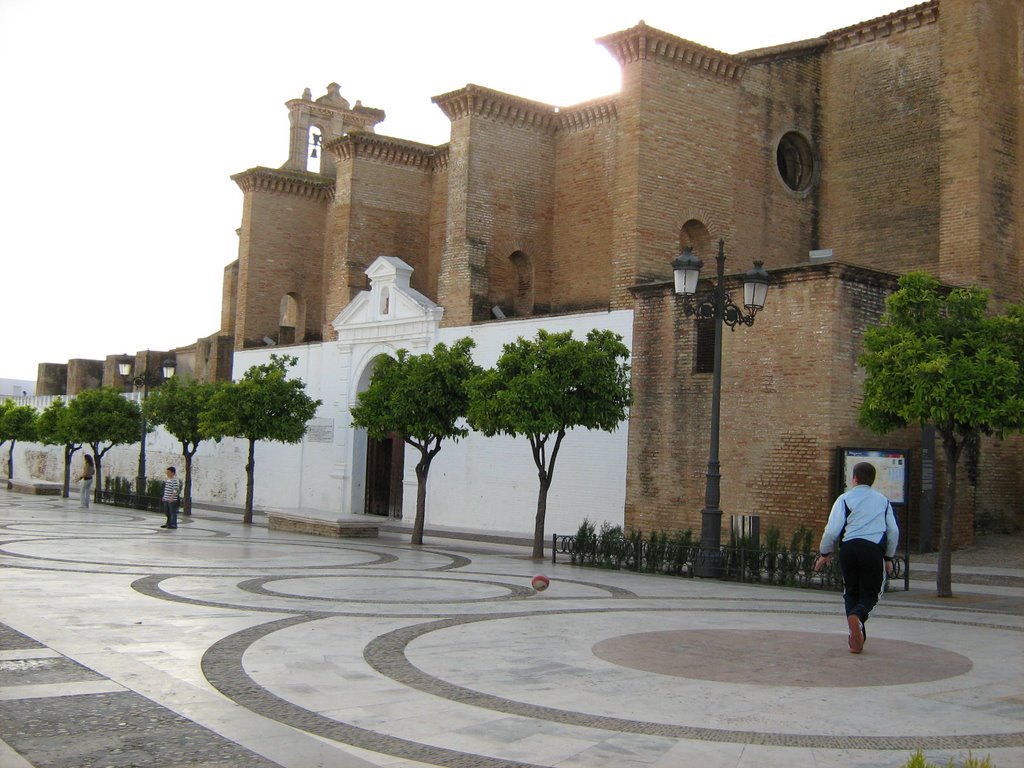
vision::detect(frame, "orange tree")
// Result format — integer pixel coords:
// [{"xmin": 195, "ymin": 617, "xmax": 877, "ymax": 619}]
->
[
  {"xmin": 144, "ymin": 377, "xmax": 224, "ymax": 516},
  {"xmin": 467, "ymin": 329, "xmax": 632, "ymax": 559},
  {"xmin": 66, "ymin": 387, "xmax": 144, "ymax": 503},
  {"xmin": 350, "ymin": 338, "xmax": 481, "ymax": 545},
  {"xmin": 0, "ymin": 400, "xmax": 37, "ymax": 482},
  {"xmin": 200, "ymin": 355, "xmax": 320, "ymax": 524},
  {"xmin": 35, "ymin": 397, "xmax": 82, "ymax": 497},
  {"xmin": 859, "ymin": 273, "xmax": 1024, "ymax": 597}
]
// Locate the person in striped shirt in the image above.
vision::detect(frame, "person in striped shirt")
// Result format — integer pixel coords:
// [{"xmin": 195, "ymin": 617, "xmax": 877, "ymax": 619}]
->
[{"xmin": 160, "ymin": 466, "xmax": 181, "ymax": 530}]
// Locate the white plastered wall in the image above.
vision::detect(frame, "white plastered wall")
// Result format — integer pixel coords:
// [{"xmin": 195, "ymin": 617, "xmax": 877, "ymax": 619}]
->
[{"xmin": 10, "ymin": 257, "xmax": 631, "ymax": 539}]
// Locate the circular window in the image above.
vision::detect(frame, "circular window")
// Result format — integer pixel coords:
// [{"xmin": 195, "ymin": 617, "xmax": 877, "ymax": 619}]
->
[{"xmin": 776, "ymin": 131, "xmax": 816, "ymax": 193}]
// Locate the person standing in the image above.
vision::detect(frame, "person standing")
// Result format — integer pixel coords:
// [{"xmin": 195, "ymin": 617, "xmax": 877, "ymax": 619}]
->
[
  {"xmin": 78, "ymin": 455, "xmax": 95, "ymax": 509},
  {"xmin": 814, "ymin": 462, "xmax": 899, "ymax": 653},
  {"xmin": 160, "ymin": 466, "xmax": 181, "ymax": 530}
]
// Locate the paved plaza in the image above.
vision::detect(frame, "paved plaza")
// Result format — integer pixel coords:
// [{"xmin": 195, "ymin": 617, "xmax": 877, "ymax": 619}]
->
[{"xmin": 0, "ymin": 494, "xmax": 1021, "ymax": 768}]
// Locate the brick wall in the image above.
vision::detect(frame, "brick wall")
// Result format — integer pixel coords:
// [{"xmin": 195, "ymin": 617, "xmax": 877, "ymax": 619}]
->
[
  {"xmin": 436, "ymin": 87, "xmax": 557, "ymax": 325},
  {"xmin": 324, "ymin": 134, "xmax": 438, "ymax": 339},
  {"xmin": 819, "ymin": 9, "xmax": 942, "ymax": 275},
  {"xmin": 232, "ymin": 169, "xmax": 331, "ymax": 349},
  {"xmin": 938, "ymin": 0, "xmax": 1022, "ymax": 301},
  {"xmin": 626, "ymin": 262, "xmax": 981, "ymax": 550},
  {"xmin": 550, "ymin": 101, "xmax": 619, "ymax": 313}
]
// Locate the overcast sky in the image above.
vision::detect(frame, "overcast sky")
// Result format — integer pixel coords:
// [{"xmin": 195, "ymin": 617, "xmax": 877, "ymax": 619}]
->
[{"xmin": 0, "ymin": 0, "xmax": 907, "ymax": 381}]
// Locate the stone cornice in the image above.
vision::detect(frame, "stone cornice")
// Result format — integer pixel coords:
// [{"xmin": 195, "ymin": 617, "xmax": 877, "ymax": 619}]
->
[
  {"xmin": 827, "ymin": 1, "xmax": 938, "ymax": 51},
  {"xmin": 286, "ymin": 99, "xmax": 386, "ymax": 130},
  {"xmin": 432, "ymin": 144, "xmax": 450, "ymax": 172},
  {"xmin": 736, "ymin": 37, "xmax": 828, "ymax": 65},
  {"xmin": 431, "ymin": 85, "xmax": 560, "ymax": 134},
  {"xmin": 629, "ymin": 260, "xmax": 903, "ymax": 298},
  {"xmin": 324, "ymin": 132, "xmax": 447, "ymax": 173},
  {"xmin": 556, "ymin": 97, "xmax": 619, "ymax": 133},
  {"xmin": 231, "ymin": 167, "xmax": 334, "ymax": 202},
  {"xmin": 598, "ymin": 22, "xmax": 744, "ymax": 82}
]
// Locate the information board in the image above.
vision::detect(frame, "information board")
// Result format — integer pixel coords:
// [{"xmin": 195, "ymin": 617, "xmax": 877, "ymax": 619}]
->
[{"xmin": 837, "ymin": 448, "xmax": 908, "ymax": 505}]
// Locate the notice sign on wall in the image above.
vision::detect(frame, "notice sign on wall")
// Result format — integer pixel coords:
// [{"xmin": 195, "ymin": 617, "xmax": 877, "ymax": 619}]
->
[
  {"xmin": 305, "ymin": 418, "xmax": 335, "ymax": 444},
  {"xmin": 837, "ymin": 448, "xmax": 909, "ymax": 505}
]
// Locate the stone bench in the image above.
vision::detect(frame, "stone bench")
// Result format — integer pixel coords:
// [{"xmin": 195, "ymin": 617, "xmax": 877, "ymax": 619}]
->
[
  {"xmin": 267, "ymin": 512, "xmax": 379, "ymax": 539},
  {"xmin": 4, "ymin": 478, "xmax": 63, "ymax": 495}
]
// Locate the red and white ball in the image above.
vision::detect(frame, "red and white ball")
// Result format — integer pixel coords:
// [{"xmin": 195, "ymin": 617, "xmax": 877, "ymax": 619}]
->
[{"xmin": 531, "ymin": 575, "xmax": 550, "ymax": 592}]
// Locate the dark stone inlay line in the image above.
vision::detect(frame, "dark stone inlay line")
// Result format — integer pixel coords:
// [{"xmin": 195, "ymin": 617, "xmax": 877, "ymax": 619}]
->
[
  {"xmin": 0, "ymin": 538, "xmax": 395, "ymax": 572},
  {"xmin": 130, "ymin": 573, "xmax": 1024, "ymax": 636},
  {"xmin": 0, "ymin": 655, "xmax": 107, "ymax": 686},
  {"xmin": 242, "ymin": 574, "xmax": 537, "ymax": 603},
  {"xmin": 362, "ymin": 616, "xmax": 1024, "ymax": 751},
  {"xmin": 201, "ymin": 615, "xmax": 546, "ymax": 768},
  {"xmin": 0, "ymin": 622, "xmax": 45, "ymax": 651}
]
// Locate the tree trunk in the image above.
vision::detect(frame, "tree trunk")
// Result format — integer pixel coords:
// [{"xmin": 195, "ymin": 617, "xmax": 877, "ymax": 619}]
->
[
  {"xmin": 182, "ymin": 443, "xmax": 196, "ymax": 516},
  {"xmin": 7, "ymin": 442, "xmax": 14, "ymax": 481},
  {"xmin": 244, "ymin": 438, "xmax": 256, "ymax": 524},
  {"xmin": 936, "ymin": 437, "xmax": 962, "ymax": 598},
  {"xmin": 533, "ymin": 474, "xmax": 551, "ymax": 559},
  {"xmin": 528, "ymin": 430, "xmax": 565, "ymax": 560},
  {"xmin": 62, "ymin": 444, "xmax": 80, "ymax": 498},
  {"xmin": 412, "ymin": 454, "xmax": 430, "ymax": 545},
  {"xmin": 91, "ymin": 443, "xmax": 103, "ymax": 504}
]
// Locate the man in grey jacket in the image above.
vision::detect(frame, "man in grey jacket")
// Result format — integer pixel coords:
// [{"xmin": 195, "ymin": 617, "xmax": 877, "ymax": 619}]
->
[{"xmin": 814, "ymin": 462, "xmax": 900, "ymax": 653}]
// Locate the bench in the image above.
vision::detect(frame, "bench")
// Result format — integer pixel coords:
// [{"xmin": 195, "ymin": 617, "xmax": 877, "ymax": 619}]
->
[
  {"xmin": 267, "ymin": 512, "xmax": 379, "ymax": 538},
  {"xmin": 4, "ymin": 478, "xmax": 63, "ymax": 496}
]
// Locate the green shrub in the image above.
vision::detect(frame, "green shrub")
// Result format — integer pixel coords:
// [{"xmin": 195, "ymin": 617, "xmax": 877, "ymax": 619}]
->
[
  {"xmin": 572, "ymin": 518, "xmax": 597, "ymax": 565},
  {"xmin": 597, "ymin": 522, "xmax": 623, "ymax": 569},
  {"xmin": 667, "ymin": 529, "xmax": 693, "ymax": 576},
  {"xmin": 900, "ymin": 749, "xmax": 994, "ymax": 768}
]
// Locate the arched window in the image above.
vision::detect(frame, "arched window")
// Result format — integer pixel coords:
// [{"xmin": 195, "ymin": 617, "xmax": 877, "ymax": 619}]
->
[
  {"xmin": 307, "ymin": 126, "xmax": 322, "ymax": 173},
  {"xmin": 279, "ymin": 293, "xmax": 300, "ymax": 345},
  {"xmin": 679, "ymin": 220, "xmax": 714, "ymax": 373},
  {"xmin": 680, "ymin": 219, "xmax": 712, "ymax": 259}
]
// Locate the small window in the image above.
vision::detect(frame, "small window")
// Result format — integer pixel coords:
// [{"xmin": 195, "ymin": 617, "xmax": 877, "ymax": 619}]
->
[{"xmin": 776, "ymin": 131, "xmax": 816, "ymax": 193}]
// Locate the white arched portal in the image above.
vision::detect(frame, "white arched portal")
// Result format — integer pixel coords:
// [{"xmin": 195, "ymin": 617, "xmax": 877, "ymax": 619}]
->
[
  {"xmin": 332, "ymin": 256, "xmax": 443, "ymax": 517},
  {"xmin": 348, "ymin": 348, "xmax": 393, "ymax": 516}
]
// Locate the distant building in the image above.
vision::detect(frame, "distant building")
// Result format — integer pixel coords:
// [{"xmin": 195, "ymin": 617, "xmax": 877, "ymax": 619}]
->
[{"xmin": 0, "ymin": 379, "xmax": 34, "ymax": 398}]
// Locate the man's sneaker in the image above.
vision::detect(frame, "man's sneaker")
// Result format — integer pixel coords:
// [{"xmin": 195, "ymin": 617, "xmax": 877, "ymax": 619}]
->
[{"xmin": 848, "ymin": 614, "xmax": 864, "ymax": 654}]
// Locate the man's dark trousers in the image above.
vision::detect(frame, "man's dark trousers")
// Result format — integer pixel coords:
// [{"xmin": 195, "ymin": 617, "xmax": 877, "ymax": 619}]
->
[{"xmin": 839, "ymin": 537, "xmax": 886, "ymax": 624}]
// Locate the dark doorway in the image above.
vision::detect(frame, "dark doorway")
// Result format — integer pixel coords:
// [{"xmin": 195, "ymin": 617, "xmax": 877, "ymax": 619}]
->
[{"xmin": 364, "ymin": 433, "xmax": 404, "ymax": 518}]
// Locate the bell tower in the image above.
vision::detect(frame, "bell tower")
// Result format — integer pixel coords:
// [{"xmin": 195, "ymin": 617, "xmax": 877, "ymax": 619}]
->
[{"xmin": 283, "ymin": 83, "xmax": 385, "ymax": 178}]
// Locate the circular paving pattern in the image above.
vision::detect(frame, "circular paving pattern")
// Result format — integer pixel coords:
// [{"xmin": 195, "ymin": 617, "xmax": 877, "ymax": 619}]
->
[
  {"xmin": 4, "ymin": 500, "xmax": 1023, "ymax": 768},
  {"xmin": 592, "ymin": 628, "xmax": 974, "ymax": 686}
]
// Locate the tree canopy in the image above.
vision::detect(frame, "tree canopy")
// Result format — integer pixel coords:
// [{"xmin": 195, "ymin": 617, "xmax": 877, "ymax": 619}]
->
[
  {"xmin": 467, "ymin": 329, "xmax": 632, "ymax": 558},
  {"xmin": 860, "ymin": 272, "xmax": 1024, "ymax": 596},
  {"xmin": 145, "ymin": 377, "xmax": 224, "ymax": 515},
  {"xmin": 0, "ymin": 401, "xmax": 38, "ymax": 481},
  {"xmin": 351, "ymin": 337, "xmax": 481, "ymax": 544},
  {"xmin": 200, "ymin": 354, "xmax": 321, "ymax": 523},
  {"xmin": 35, "ymin": 397, "xmax": 82, "ymax": 497},
  {"xmin": 65, "ymin": 387, "xmax": 143, "ymax": 501}
]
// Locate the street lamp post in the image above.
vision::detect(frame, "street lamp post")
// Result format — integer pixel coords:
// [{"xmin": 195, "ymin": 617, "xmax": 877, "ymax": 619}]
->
[
  {"xmin": 117, "ymin": 353, "xmax": 176, "ymax": 499},
  {"xmin": 672, "ymin": 239, "xmax": 769, "ymax": 577}
]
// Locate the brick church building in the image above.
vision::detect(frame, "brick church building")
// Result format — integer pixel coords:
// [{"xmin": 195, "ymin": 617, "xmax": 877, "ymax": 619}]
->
[{"xmin": 31, "ymin": 0, "xmax": 1023, "ymax": 545}]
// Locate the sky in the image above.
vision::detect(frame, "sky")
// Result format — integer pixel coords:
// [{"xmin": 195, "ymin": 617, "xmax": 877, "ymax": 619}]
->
[{"xmin": 0, "ymin": 0, "xmax": 908, "ymax": 382}]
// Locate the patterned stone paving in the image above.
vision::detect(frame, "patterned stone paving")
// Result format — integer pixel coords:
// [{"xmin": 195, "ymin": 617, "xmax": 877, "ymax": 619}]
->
[{"xmin": 1, "ymin": 496, "xmax": 1022, "ymax": 768}]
